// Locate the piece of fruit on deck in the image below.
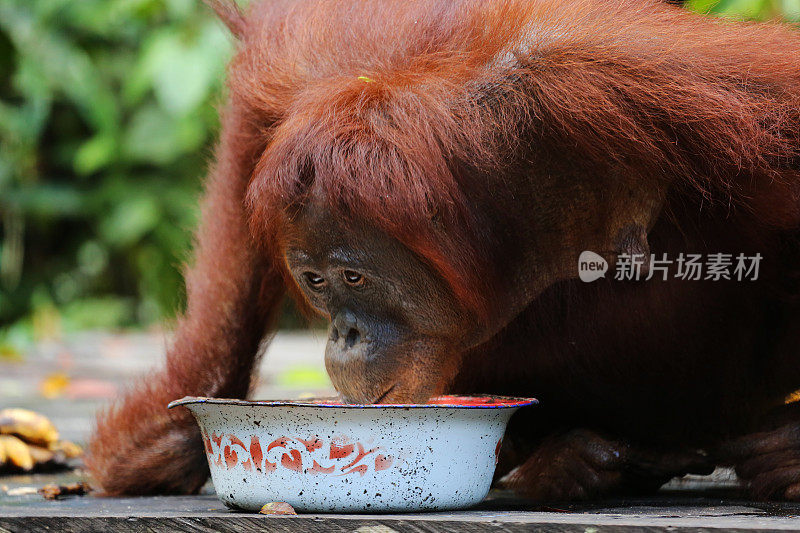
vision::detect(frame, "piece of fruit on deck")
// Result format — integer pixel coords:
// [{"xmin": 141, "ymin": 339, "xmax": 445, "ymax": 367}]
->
[
  {"xmin": 0, "ymin": 408, "xmax": 59, "ymax": 446},
  {"xmin": 0, "ymin": 435, "xmax": 34, "ymax": 470}
]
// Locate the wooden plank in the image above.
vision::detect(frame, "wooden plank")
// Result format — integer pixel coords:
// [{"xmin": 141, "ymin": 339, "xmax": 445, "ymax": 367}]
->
[
  {"xmin": 2, "ymin": 515, "xmax": 800, "ymax": 533},
  {"xmin": 2, "ymin": 492, "xmax": 800, "ymax": 532}
]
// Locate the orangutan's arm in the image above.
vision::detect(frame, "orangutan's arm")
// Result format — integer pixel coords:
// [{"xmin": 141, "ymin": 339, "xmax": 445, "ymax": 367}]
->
[{"xmin": 86, "ymin": 104, "xmax": 284, "ymax": 495}]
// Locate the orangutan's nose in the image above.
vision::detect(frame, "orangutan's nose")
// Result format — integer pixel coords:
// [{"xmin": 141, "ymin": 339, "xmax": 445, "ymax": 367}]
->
[
  {"xmin": 330, "ymin": 311, "xmax": 363, "ymax": 349},
  {"xmin": 325, "ymin": 311, "xmax": 407, "ymax": 404},
  {"xmin": 325, "ymin": 311, "xmax": 375, "ymax": 403}
]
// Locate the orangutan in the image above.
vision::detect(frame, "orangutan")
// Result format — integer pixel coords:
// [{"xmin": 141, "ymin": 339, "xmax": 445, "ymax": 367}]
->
[{"xmin": 88, "ymin": 0, "xmax": 800, "ymax": 500}]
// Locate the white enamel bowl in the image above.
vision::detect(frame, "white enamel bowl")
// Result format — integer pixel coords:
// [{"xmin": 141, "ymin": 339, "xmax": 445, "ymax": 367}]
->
[{"xmin": 169, "ymin": 395, "xmax": 537, "ymax": 513}]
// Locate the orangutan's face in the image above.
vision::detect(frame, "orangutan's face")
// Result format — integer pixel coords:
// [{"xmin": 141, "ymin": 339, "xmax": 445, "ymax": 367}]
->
[{"xmin": 283, "ymin": 206, "xmax": 478, "ymax": 404}]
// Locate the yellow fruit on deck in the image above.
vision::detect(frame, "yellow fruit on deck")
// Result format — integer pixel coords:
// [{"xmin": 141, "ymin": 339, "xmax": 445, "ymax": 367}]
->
[
  {"xmin": 28, "ymin": 444, "xmax": 55, "ymax": 464},
  {"xmin": 49, "ymin": 440, "xmax": 83, "ymax": 459},
  {"xmin": 0, "ymin": 435, "xmax": 34, "ymax": 470},
  {"xmin": 0, "ymin": 408, "xmax": 59, "ymax": 446}
]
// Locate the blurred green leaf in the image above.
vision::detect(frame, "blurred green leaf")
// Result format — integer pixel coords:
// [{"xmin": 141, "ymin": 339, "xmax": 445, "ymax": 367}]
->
[
  {"xmin": 0, "ymin": 99, "xmax": 50, "ymax": 147},
  {"xmin": 0, "ymin": 320, "xmax": 34, "ymax": 359},
  {"xmin": 100, "ymin": 195, "xmax": 161, "ymax": 247},
  {"xmin": 150, "ymin": 23, "xmax": 230, "ymax": 115},
  {"xmin": 686, "ymin": 0, "xmax": 724, "ymax": 13},
  {"xmin": 60, "ymin": 297, "xmax": 135, "ymax": 330},
  {"xmin": 781, "ymin": 0, "xmax": 800, "ymax": 20},
  {"xmin": 74, "ymin": 134, "xmax": 117, "ymax": 175},
  {"xmin": 123, "ymin": 104, "xmax": 180, "ymax": 163},
  {"xmin": 122, "ymin": 103, "xmax": 207, "ymax": 164},
  {"xmin": 3, "ymin": 186, "xmax": 84, "ymax": 216},
  {"xmin": 688, "ymin": 0, "xmax": 799, "ymax": 19}
]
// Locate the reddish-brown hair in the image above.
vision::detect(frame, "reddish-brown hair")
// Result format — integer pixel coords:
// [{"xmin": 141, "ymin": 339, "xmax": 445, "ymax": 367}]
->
[{"xmin": 228, "ymin": 0, "xmax": 800, "ymax": 319}]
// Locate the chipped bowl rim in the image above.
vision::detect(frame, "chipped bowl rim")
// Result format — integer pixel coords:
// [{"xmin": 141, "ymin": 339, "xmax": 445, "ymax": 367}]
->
[{"xmin": 168, "ymin": 395, "xmax": 538, "ymax": 410}]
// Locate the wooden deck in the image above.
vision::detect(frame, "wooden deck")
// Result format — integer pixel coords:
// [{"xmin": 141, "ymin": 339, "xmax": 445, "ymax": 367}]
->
[
  {"xmin": 2, "ymin": 469, "xmax": 800, "ymax": 532},
  {"xmin": 1, "ymin": 332, "xmax": 799, "ymax": 532},
  {"xmin": 3, "ymin": 492, "xmax": 800, "ymax": 532}
]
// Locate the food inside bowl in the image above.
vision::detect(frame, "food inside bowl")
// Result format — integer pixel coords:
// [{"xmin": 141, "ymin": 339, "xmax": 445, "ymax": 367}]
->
[{"xmin": 169, "ymin": 395, "xmax": 536, "ymax": 513}]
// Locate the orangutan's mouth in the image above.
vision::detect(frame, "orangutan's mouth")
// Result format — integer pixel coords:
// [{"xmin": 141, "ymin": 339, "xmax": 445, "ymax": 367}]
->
[{"xmin": 372, "ymin": 383, "xmax": 397, "ymax": 404}]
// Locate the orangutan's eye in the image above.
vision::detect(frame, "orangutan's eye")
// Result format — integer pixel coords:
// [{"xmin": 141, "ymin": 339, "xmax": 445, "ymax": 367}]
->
[
  {"xmin": 304, "ymin": 272, "xmax": 326, "ymax": 290},
  {"xmin": 343, "ymin": 270, "xmax": 364, "ymax": 286}
]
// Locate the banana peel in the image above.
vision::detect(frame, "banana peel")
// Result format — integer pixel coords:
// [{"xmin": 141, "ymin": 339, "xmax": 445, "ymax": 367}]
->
[
  {"xmin": 49, "ymin": 439, "xmax": 83, "ymax": 459},
  {"xmin": 28, "ymin": 444, "xmax": 56, "ymax": 464},
  {"xmin": 0, "ymin": 409, "xmax": 82, "ymax": 474},
  {"xmin": 0, "ymin": 435, "xmax": 34, "ymax": 471},
  {"xmin": 0, "ymin": 408, "xmax": 59, "ymax": 446}
]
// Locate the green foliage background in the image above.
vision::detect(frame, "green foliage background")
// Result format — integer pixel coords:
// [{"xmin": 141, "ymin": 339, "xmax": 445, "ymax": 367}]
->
[
  {"xmin": 0, "ymin": 0, "xmax": 797, "ymax": 349},
  {"xmin": 0, "ymin": 0, "xmax": 232, "ymax": 347}
]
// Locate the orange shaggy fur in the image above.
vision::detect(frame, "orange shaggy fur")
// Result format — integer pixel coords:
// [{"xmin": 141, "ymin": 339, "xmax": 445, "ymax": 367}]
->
[{"xmin": 87, "ymin": 0, "xmax": 800, "ymax": 495}]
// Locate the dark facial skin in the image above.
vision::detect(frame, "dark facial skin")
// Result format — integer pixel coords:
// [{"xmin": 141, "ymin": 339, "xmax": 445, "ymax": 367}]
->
[{"xmin": 284, "ymin": 202, "xmax": 477, "ymax": 403}]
